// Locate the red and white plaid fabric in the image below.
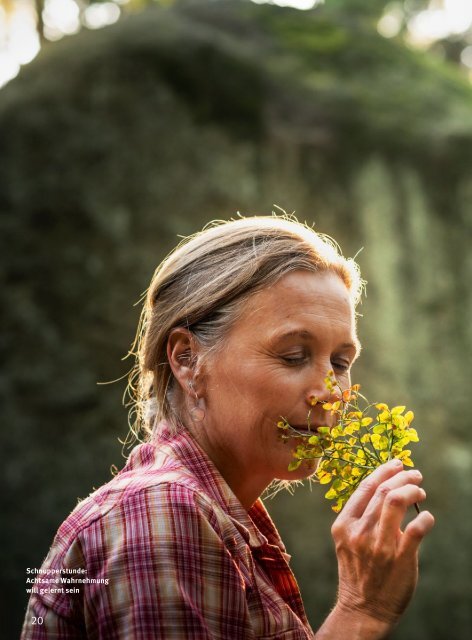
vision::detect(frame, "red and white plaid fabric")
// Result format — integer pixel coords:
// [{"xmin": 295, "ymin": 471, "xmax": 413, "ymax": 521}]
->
[{"xmin": 22, "ymin": 422, "xmax": 315, "ymax": 639}]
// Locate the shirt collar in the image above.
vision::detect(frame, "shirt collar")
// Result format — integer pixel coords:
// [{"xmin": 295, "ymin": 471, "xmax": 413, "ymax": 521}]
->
[{"xmin": 126, "ymin": 420, "xmax": 287, "ymax": 552}]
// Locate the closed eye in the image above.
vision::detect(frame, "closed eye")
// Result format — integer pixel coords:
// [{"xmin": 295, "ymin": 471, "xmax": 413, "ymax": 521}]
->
[
  {"xmin": 331, "ymin": 359, "xmax": 351, "ymax": 373},
  {"xmin": 280, "ymin": 351, "xmax": 308, "ymax": 366}
]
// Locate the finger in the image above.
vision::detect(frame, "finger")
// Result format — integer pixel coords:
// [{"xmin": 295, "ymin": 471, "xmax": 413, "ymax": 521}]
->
[
  {"xmin": 359, "ymin": 470, "xmax": 423, "ymax": 529},
  {"xmin": 400, "ymin": 511, "xmax": 435, "ymax": 555},
  {"xmin": 340, "ymin": 459, "xmax": 404, "ymax": 520},
  {"xmin": 377, "ymin": 485, "xmax": 427, "ymax": 545}
]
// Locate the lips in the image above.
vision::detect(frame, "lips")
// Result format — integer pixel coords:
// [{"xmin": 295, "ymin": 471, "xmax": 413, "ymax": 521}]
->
[{"xmin": 289, "ymin": 424, "xmax": 325, "ymax": 434}]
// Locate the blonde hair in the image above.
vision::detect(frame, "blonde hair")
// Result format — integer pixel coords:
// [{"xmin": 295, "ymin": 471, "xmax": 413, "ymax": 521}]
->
[{"xmin": 126, "ymin": 214, "xmax": 363, "ymax": 440}]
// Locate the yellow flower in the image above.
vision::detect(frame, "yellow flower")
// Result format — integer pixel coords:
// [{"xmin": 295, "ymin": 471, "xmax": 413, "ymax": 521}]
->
[
  {"xmin": 391, "ymin": 405, "xmax": 406, "ymax": 415},
  {"xmin": 396, "ymin": 450, "xmax": 414, "ymax": 466},
  {"xmin": 325, "ymin": 487, "xmax": 338, "ymax": 499},
  {"xmin": 317, "ymin": 470, "xmax": 332, "ymax": 484},
  {"xmin": 371, "ymin": 434, "xmax": 389, "ymax": 450},
  {"xmin": 282, "ymin": 375, "xmax": 420, "ymax": 512},
  {"xmin": 392, "ymin": 414, "xmax": 405, "ymax": 428}
]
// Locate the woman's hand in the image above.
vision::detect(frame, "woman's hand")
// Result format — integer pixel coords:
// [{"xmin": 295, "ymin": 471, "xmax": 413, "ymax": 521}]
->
[{"xmin": 315, "ymin": 459, "xmax": 435, "ymax": 640}]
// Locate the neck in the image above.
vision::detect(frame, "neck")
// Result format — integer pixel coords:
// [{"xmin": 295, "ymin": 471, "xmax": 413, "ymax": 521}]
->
[{"xmin": 184, "ymin": 420, "xmax": 269, "ymax": 510}]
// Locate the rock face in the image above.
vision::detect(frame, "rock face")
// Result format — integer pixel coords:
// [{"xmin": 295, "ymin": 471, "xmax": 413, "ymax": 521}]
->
[{"xmin": 2, "ymin": 1, "xmax": 471, "ymax": 636}]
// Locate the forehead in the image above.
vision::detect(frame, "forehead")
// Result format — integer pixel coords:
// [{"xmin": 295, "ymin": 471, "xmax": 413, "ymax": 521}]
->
[{"xmin": 238, "ymin": 270, "xmax": 354, "ymax": 329}]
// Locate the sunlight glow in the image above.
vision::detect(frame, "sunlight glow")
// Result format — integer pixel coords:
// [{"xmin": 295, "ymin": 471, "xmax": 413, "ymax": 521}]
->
[
  {"xmin": 84, "ymin": 3, "xmax": 121, "ymax": 30},
  {"xmin": 9, "ymin": 6, "xmax": 40, "ymax": 64},
  {"xmin": 407, "ymin": 0, "xmax": 472, "ymax": 47},
  {"xmin": 43, "ymin": 0, "xmax": 80, "ymax": 41},
  {"xmin": 0, "ymin": 51, "xmax": 20, "ymax": 88},
  {"xmin": 1, "ymin": 0, "xmax": 471, "ymax": 92},
  {"xmin": 461, "ymin": 45, "xmax": 472, "ymax": 69},
  {"xmin": 443, "ymin": 0, "xmax": 472, "ymax": 34},
  {"xmin": 250, "ymin": 0, "xmax": 323, "ymax": 12},
  {"xmin": 0, "ymin": 0, "xmax": 39, "ymax": 88},
  {"xmin": 377, "ymin": 3, "xmax": 403, "ymax": 39},
  {"xmin": 0, "ymin": 0, "xmax": 124, "ymax": 88}
]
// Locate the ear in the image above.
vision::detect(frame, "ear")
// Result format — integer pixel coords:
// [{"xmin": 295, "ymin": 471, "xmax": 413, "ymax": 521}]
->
[{"xmin": 167, "ymin": 327, "xmax": 204, "ymax": 395}]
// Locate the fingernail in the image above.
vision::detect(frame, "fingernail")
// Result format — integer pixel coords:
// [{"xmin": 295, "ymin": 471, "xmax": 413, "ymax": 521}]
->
[{"xmin": 392, "ymin": 459, "xmax": 403, "ymax": 467}]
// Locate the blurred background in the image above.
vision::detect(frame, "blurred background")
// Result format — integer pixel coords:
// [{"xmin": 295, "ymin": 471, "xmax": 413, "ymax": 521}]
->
[{"xmin": 1, "ymin": 0, "xmax": 471, "ymax": 637}]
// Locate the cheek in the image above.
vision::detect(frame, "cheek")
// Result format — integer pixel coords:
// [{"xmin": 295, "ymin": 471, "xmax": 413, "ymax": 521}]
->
[
  {"xmin": 237, "ymin": 361, "xmax": 296, "ymax": 406},
  {"xmin": 207, "ymin": 358, "xmax": 286, "ymax": 418}
]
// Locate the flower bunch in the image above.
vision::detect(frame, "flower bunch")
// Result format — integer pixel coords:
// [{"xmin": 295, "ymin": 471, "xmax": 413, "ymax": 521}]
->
[{"xmin": 277, "ymin": 372, "xmax": 420, "ymax": 513}]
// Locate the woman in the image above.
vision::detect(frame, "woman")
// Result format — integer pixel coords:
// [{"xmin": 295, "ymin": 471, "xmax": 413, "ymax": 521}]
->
[{"xmin": 22, "ymin": 216, "xmax": 434, "ymax": 639}]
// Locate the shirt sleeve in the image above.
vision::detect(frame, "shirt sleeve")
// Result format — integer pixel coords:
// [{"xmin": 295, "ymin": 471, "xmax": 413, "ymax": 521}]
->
[{"xmin": 79, "ymin": 482, "xmax": 256, "ymax": 640}]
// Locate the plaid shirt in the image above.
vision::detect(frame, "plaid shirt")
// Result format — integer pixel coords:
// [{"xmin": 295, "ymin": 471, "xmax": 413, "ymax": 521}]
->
[{"xmin": 22, "ymin": 422, "xmax": 314, "ymax": 639}]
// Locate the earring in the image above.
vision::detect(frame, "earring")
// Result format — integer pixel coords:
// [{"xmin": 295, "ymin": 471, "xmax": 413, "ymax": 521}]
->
[
  {"xmin": 188, "ymin": 380, "xmax": 205, "ymax": 422},
  {"xmin": 190, "ymin": 405, "xmax": 205, "ymax": 422}
]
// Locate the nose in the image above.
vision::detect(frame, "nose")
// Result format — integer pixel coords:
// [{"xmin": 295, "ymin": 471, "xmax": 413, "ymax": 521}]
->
[{"xmin": 306, "ymin": 369, "xmax": 341, "ymax": 408}]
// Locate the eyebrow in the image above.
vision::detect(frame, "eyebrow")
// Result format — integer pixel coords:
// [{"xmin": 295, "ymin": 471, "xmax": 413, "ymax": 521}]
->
[{"xmin": 274, "ymin": 330, "xmax": 362, "ymax": 357}]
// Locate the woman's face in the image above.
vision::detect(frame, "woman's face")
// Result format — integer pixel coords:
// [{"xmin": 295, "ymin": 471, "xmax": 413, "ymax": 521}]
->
[{"xmin": 198, "ymin": 270, "xmax": 360, "ymax": 509}]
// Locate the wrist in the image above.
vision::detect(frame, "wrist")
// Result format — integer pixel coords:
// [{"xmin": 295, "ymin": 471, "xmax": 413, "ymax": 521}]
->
[{"xmin": 314, "ymin": 602, "xmax": 397, "ymax": 640}]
